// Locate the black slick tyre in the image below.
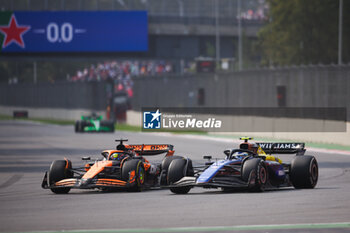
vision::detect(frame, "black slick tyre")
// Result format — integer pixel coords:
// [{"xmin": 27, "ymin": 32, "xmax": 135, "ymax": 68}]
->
[
  {"xmin": 290, "ymin": 155, "xmax": 318, "ymax": 189},
  {"xmin": 108, "ymin": 122, "xmax": 115, "ymax": 132},
  {"xmin": 161, "ymin": 155, "xmax": 183, "ymax": 170},
  {"xmin": 48, "ymin": 160, "xmax": 73, "ymax": 194},
  {"xmin": 159, "ymin": 155, "xmax": 183, "ymax": 186},
  {"xmin": 77, "ymin": 121, "xmax": 86, "ymax": 132},
  {"xmin": 242, "ymin": 158, "xmax": 268, "ymax": 192},
  {"xmin": 75, "ymin": 121, "xmax": 81, "ymax": 132},
  {"xmin": 167, "ymin": 158, "xmax": 193, "ymax": 194},
  {"xmin": 122, "ymin": 159, "xmax": 145, "ymax": 192}
]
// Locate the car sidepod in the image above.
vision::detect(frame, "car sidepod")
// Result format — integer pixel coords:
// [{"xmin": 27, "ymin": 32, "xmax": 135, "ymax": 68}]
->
[{"xmin": 265, "ymin": 160, "xmax": 286, "ymax": 186}]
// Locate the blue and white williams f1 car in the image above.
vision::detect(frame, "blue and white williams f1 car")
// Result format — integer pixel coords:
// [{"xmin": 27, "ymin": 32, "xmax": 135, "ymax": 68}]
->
[{"xmin": 166, "ymin": 137, "xmax": 318, "ymax": 194}]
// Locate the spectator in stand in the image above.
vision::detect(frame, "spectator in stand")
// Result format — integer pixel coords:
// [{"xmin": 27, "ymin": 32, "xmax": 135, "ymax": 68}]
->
[{"xmin": 69, "ymin": 60, "xmax": 174, "ymax": 83}]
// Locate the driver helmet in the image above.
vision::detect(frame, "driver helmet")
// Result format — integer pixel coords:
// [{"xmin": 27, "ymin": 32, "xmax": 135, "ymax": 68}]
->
[
  {"xmin": 250, "ymin": 143, "xmax": 259, "ymax": 154},
  {"xmin": 239, "ymin": 142, "xmax": 259, "ymax": 154},
  {"xmin": 233, "ymin": 151, "xmax": 249, "ymax": 159},
  {"xmin": 110, "ymin": 152, "xmax": 126, "ymax": 161}
]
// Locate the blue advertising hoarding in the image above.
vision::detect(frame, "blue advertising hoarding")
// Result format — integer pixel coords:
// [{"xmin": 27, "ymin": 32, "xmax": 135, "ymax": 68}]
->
[{"xmin": 0, "ymin": 11, "xmax": 148, "ymax": 53}]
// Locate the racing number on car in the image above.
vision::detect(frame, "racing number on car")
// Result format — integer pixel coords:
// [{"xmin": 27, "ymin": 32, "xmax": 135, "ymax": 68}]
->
[{"xmin": 151, "ymin": 145, "xmax": 167, "ymax": 150}]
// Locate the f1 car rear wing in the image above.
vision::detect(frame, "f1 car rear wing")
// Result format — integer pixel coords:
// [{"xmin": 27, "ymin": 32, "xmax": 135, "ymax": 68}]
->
[
  {"xmin": 256, "ymin": 142, "xmax": 305, "ymax": 155},
  {"xmin": 126, "ymin": 144, "xmax": 174, "ymax": 156}
]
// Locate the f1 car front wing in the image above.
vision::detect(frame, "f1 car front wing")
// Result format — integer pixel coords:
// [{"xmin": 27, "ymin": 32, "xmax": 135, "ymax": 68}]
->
[
  {"xmin": 41, "ymin": 172, "xmax": 131, "ymax": 190},
  {"xmin": 166, "ymin": 170, "xmax": 257, "ymax": 189}
]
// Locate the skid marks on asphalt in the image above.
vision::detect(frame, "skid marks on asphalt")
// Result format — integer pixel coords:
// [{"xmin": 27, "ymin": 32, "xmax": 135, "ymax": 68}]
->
[{"xmin": 0, "ymin": 174, "xmax": 23, "ymax": 189}]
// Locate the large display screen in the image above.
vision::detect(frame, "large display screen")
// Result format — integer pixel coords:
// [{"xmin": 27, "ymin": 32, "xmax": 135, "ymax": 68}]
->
[{"xmin": 0, "ymin": 11, "xmax": 148, "ymax": 53}]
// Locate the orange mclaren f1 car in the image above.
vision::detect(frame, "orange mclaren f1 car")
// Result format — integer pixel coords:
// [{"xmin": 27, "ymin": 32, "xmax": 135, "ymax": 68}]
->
[{"xmin": 42, "ymin": 139, "xmax": 185, "ymax": 194}]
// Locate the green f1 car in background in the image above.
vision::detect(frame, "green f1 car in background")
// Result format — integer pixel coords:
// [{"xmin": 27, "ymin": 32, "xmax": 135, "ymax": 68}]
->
[{"xmin": 75, "ymin": 114, "xmax": 115, "ymax": 133}]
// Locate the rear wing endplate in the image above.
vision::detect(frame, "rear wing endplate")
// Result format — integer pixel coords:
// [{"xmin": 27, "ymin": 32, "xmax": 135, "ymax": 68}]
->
[
  {"xmin": 257, "ymin": 142, "xmax": 305, "ymax": 155},
  {"xmin": 126, "ymin": 144, "xmax": 174, "ymax": 155}
]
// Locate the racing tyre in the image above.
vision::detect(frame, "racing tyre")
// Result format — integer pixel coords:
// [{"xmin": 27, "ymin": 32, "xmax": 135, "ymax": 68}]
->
[
  {"xmin": 242, "ymin": 158, "xmax": 268, "ymax": 192},
  {"xmin": 48, "ymin": 160, "xmax": 73, "ymax": 194},
  {"xmin": 75, "ymin": 121, "xmax": 81, "ymax": 132},
  {"xmin": 290, "ymin": 155, "xmax": 318, "ymax": 189},
  {"xmin": 108, "ymin": 122, "xmax": 115, "ymax": 132},
  {"xmin": 159, "ymin": 155, "xmax": 183, "ymax": 186},
  {"xmin": 167, "ymin": 158, "xmax": 194, "ymax": 194},
  {"xmin": 122, "ymin": 159, "xmax": 145, "ymax": 192},
  {"xmin": 77, "ymin": 121, "xmax": 86, "ymax": 133}
]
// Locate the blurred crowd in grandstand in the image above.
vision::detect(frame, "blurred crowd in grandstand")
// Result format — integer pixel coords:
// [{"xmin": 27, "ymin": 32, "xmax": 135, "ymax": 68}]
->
[
  {"xmin": 69, "ymin": 60, "xmax": 176, "ymax": 97},
  {"xmin": 239, "ymin": 6, "xmax": 266, "ymax": 21},
  {"xmin": 69, "ymin": 60, "xmax": 174, "ymax": 82}
]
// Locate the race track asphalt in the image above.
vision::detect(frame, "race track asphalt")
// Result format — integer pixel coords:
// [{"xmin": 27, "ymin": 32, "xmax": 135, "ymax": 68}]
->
[{"xmin": 0, "ymin": 120, "xmax": 350, "ymax": 233}]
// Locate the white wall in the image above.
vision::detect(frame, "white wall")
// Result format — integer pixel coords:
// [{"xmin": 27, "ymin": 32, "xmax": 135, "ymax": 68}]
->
[{"xmin": 126, "ymin": 110, "xmax": 350, "ymax": 146}]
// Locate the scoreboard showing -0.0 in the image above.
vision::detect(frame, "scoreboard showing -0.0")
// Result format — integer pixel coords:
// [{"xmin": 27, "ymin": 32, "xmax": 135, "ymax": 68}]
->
[{"xmin": 0, "ymin": 11, "xmax": 148, "ymax": 53}]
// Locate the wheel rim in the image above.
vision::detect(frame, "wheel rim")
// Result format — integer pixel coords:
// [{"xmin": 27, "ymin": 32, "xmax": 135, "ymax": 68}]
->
[
  {"xmin": 259, "ymin": 166, "xmax": 267, "ymax": 184},
  {"xmin": 138, "ymin": 167, "xmax": 145, "ymax": 185},
  {"xmin": 310, "ymin": 160, "xmax": 318, "ymax": 184}
]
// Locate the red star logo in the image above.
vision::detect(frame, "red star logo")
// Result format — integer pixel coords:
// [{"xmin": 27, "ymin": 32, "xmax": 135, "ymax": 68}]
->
[{"xmin": 0, "ymin": 15, "xmax": 30, "ymax": 49}]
